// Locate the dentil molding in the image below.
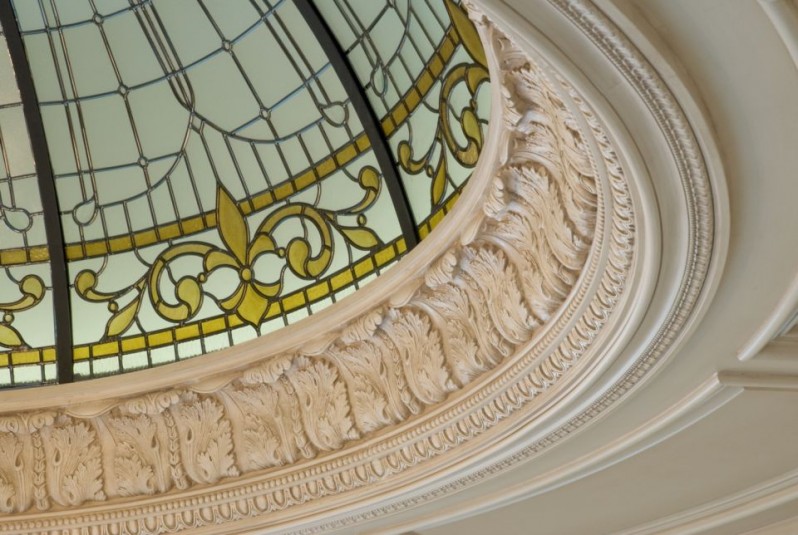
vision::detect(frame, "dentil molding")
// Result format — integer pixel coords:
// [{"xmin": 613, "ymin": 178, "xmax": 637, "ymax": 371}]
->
[{"xmin": 0, "ymin": 0, "xmax": 721, "ymax": 533}]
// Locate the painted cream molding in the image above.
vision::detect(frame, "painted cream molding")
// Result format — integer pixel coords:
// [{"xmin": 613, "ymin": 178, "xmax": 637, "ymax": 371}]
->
[
  {"xmin": 617, "ymin": 468, "xmax": 798, "ymax": 535},
  {"xmin": 0, "ymin": 0, "xmax": 722, "ymax": 533},
  {"xmin": 377, "ymin": 375, "xmax": 739, "ymax": 535}
]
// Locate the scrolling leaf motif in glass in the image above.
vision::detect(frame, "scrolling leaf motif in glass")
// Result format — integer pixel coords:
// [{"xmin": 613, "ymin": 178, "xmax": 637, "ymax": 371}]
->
[
  {"xmin": 397, "ymin": 0, "xmax": 489, "ymax": 211},
  {"xmin": 76, "ymin": 167, "xmax": 381, "ymax": 337}
]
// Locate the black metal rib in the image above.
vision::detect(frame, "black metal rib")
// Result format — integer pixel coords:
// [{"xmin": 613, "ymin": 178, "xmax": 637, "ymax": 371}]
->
[
  {"xmin": 0, "ymin": 4, "xmax": 74, "ymax": 383},
  {"xmin": 293, "ymin": 0, "xmax": 420, "ymax": 249}
]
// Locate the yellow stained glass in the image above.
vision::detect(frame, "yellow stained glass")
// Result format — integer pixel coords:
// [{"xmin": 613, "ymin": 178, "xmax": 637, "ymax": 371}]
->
[{"xmin": 0, "ymin": 0, "xmax": 490, "ymax": 384}]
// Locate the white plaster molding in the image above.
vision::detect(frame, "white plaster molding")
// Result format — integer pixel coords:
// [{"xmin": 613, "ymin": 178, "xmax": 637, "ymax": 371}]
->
[
  {"xmin": 617, "ymin": 467, "xmax": 798, "ymax": 535},
  {"xmin": 0, "ymin": 0, "xmax": 723, "ymax": 532},
  {"xmin": 374, "ymin": 375, "xmax": 739, "ymax": 535},
  {"xmin": 738, "ymin": 274, "xmax": 798, "ymax": 361},
  {"xmin": 718, "ymin": 371, "xmax": 798, "ymax": 391},
  {"xmin": 760, "ymin": 0, "xmax": 798, "ymax": 70},
  {"xmin": 281, "ymin": 0, "xmax": 723, "ymax": 530},
  {"xmin": 0, "ymin": 16, "xmax": 624, "ymax": 534},
  {"xmin": 745, "ymin": 515, "xmax": 798, "ymax": 535}
]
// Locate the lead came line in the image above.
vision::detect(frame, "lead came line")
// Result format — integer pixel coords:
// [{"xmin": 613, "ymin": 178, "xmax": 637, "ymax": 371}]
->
[
  {"xmin": 293, "ymin": 0, "xmax": 420, "ymax": 249},
  {"xmin": 0, "ymin": 3, "xmax": 74, "ymax": 383}
]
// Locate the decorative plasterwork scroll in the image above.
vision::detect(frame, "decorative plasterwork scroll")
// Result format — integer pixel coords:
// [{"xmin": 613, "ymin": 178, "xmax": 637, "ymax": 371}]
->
[
  {"xmin": 0, "ymin": 10, "xmax": 617, "ymax": 534},
  {"xmin": 0, "ymin": 0, "xmax": 719, "ymax": 532}
]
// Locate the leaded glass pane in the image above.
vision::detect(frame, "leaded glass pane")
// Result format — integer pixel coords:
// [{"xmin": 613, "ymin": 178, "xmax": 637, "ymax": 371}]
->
[
  {"xmin": 0, "ymin": 27, "xmax": 56, "ymax": 386},
  {"xmin": 1, "ymin": 0, "xmax": 490, "ymax": 382},
  {"xmin": 318, "ymin": 0, "xmax": 491, "ymax": 234},
  {"xmin": 12, "ymin": 0, "xmax": 410, "ymax": 378}
]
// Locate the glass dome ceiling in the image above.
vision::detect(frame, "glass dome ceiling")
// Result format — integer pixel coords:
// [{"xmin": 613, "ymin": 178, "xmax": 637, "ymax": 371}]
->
[{"xmin": 0, "ymin": 0, "xmax": 490, "ymax": 387}]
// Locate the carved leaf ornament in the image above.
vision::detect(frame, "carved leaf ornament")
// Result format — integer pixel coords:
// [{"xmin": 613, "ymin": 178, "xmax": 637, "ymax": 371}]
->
[
  {"xmin": 0, "ymin": 0, "xmax": 716, "ymax": 531},
  {"xmin": 0, "ymin": 8, "xmax": 617, "ymax": 531}
]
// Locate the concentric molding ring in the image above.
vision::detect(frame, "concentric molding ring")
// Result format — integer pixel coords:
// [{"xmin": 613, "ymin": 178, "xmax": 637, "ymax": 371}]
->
[
  {"xmin": 0, "ymin": 0, "xmax": 721, "ymax": 532},
  {"xmin": 297, "ymin": 0, "xmax": 722, "ymax": 530}
]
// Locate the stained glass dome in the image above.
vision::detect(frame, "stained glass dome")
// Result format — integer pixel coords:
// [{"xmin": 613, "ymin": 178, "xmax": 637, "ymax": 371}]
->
[{"xmin": 0, "ymin": 0, "xmax": 490, "ymax": 387}]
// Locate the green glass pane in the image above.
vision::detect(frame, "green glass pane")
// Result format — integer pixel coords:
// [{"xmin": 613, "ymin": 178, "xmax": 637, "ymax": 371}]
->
[
  {"xmin": 4, "ymin": 0, "xmax": 490, "ymax": 381},
  {"xmin": 317, "ymin": 0, "xmax": 491, "ymax": 234},
  {"xmin": 0, "ymin": 28, "xmax": 56, "ymax": 387}
]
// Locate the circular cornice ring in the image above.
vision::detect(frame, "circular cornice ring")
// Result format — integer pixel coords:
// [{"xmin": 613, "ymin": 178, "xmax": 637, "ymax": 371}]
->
[{"xmin": 0, "ymin": 1, "xmax": 722, "ymax": 533}]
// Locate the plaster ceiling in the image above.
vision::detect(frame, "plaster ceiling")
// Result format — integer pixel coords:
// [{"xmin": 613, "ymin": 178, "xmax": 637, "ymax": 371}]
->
[
  {"xmin": 370, "ymin": 0, "xmax": 798, "ymax": 533},
  {"xmin": 0, "ymin": 0, "xmax": 795, "ymax": 534}
]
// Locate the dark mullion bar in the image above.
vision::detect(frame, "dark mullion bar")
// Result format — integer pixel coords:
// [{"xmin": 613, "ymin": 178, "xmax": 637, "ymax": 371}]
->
[
  {"xmin": 292, "ymin": 0, "xmax": 420, "ymax": 249},
  {"xmin": 0, "ymin": 3, "xmax": 74, "ymax": 383}
]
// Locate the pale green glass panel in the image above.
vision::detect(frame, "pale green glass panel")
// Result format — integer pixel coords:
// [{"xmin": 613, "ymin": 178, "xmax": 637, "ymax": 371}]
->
[
  {"xmin": 0, "ymin": 103, "xmax": 46, "ymax": 248},
  {"xmin": 120, "ymin": 350, "xmax": 147, "ymax": 372},
  {"xmin": 0, "ymin": 29, "xmax": 57, "ymax": 387},
  {"xmin": 0, "ymin": 34, "xmax": 19, "ymax": 106},
  {"xmin": 390, "ymin": 43, "xmax": 491, "ymax": 226},
  {"xmin": 12, "ymin": 363, "xmax": 44, "ymax": 384},
  {"xmin": 316, "ymin": 0, "xmax": 449, "ymax": 116},
  {"xmin": 15, "ymin": 0, "xmax": 366, "ymax": 251},
  {"xmin": 3, "ymin": 0, "xmax": 485, "ymax": 381},
  {"xmin": 0, "ymin": 264, "xmax": 56, "ymax": 386},
  {"xmin": 67, "ymin": 179, "xmax": 405, "ymax": 379},
  {"xmin": 316, "ymin": 0, "xmax": 492, "ymax": 231}
]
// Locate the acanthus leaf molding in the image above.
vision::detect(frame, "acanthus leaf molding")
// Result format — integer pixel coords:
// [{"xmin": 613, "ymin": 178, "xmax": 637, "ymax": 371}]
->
[{"xmin": 0, "ymin": 0, "xmax": 727, "ymax": 531}]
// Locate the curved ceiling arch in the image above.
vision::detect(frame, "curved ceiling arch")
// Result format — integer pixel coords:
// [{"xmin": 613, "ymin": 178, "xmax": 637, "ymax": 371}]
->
[{"xmin": 22, "ymin": 0, "xmax": 798, "ymax": 534}]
